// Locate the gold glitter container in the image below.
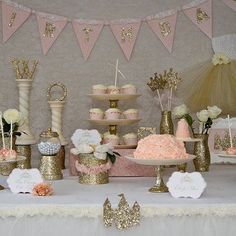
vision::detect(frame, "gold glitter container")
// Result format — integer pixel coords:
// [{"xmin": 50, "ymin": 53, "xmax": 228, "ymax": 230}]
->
[
  {"xmin": 16, "ymin": 145, "xmax": 31, "ymax": 169},
  {"xmin": 193, "ymin": 134, "xmax": 210, "ymax": 172},
  {"xmin": 0, "ymin": 134, "xmax": 16, "ymax": 176},
  {"xmin": 38, "ymin": 128, "xmax": 62, "ymax": 180},
  {"xmin": 78, "ymin": 153, "xmax": 109, "ymax": 185},
  {"xmin": 160, "ymin": 111, "xmax": 174, "ymax": 135}
]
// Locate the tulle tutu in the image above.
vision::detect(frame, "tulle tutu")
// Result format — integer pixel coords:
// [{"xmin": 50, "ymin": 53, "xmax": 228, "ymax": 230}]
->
[{"xmin": 178, "ymin": 59, "xmax": 236, "ymax": 115}]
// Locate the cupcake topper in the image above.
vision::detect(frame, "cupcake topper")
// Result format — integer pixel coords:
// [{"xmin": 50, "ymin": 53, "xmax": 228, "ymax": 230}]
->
[
  {"xmin": 115, "ymin": 59, "xmax": 119, "ymax": 87},
  {"xmin": 10, "ymin": 120, "xmax": 12, "ymax": 151},
  {"xmin": 227, "ymin": 115, "xmax": 233, "ymax": 148},
  {"xmin": 108, "ymin": 60, "xmax": 127, "ymax": 87}
]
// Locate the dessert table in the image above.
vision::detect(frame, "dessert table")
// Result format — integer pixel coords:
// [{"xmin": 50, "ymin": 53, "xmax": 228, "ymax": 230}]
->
[{"xmin": 0, "ymin": 165, "xmax": 236, "ymax": 236}]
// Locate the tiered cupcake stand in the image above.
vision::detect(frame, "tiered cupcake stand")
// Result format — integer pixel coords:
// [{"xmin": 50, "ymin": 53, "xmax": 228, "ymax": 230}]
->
[{"xmin": 87, "ymin": 94, "xmax": 141, "ymax": 148}]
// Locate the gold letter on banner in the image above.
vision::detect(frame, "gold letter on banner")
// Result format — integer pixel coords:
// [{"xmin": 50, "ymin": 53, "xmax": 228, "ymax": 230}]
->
[
  {"xmin": 159, "ymin": 21, "xmax": 171, "ymax": 37},
  {"xmin": 8, "ymin": 12, "xmax": 16, "ymax": 27},
  {"xmin": 121, "ymin": 27, "xmax": 133, "ymax": 42},
  {"xmin": 43, "ymin": 22, "xmax": 56, "ymax": 38},
  {"xmin": 82, "ymin": 27, "xmax": 93, "ymax": 42},
  {"xmin": 196, "ymin": 8, "xmax": 209, "ymax": 24}
]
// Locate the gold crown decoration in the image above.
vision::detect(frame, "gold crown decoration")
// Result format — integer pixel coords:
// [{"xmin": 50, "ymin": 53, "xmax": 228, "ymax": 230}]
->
[
  {"xmin": 147, "ymin": 68, "xmax": 181, "ymax": 91},
  {"xmin": 103, "ymin": 193, "xmax": 140, "ymax": 230},
  {"xmin": 11, "ymin": 59, "xmax": 38, "ymax": 80}
]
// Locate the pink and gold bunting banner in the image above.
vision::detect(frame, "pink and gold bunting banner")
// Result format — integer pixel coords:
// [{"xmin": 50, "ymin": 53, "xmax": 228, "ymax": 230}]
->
[
  {"xmin": 72, "ymin": 20, "xmax": 104, "ymax": 60},
  {"xmin": 110, "ymin": 20, "xmax": 141, "ymax": 61},
  {"xmin": 146, "ymin": 10, "xmax": 178, "ymax": 53},
  {"xmin": 183, "ymin": 0, "xmax": 212, "ymax": 39},
  {"xmin": 36, "ymin": 12, "xmax": 67, "ymax": 55},
  {"xmin": 2, "ymin": 0, "xmax": 31, "ymax": 43},
  {"xmin": 222, "ymin": 0, "xmax": 236, "ymax": 11}
]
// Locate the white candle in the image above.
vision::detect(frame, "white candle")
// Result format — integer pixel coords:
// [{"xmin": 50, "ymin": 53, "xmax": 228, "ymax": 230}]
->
[
  {"xmin": 0, "ymin": 114, "xmax": 5, "ymax": 149},
  {"xmin": 114, "ymin": 59, "xmax": 119, "ymax": 87},
  {"xmin": 10, "ymin": 120, "xmax": 13, "ymax": 151},
  {"xmin": 227, "ymin": 115, "xmax": 233, "ymax": 148}
]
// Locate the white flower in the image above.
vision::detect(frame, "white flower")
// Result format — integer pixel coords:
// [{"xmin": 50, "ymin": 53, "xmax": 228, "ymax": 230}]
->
[
  {"xmin": 75, "ymin": 144, "xmax": 94, "ymax": 154},
  {"xmin": 197, "ymin": 110, "xmax": 209, "ymax": 122},
  {"xmin": 207, "ymin": 106, "xmax": 222, "ymax": 119},
  {"xmin": 94, "ymin": 152, "xmax": 107, "ymax": 160},
  {"xmin": 172, "ymin": 104, "xmax": 189, "ymax": 118},
  {"xmin": 212, "ymin": 53, "xmax": 230, "ymax": 66},
  {"xmin": 3, "ymin": 109, "xmax": 21, "ymax": 124},
  {"xmin": 95, "ymin": 144, "xmax": 111, "ymax": 153}
]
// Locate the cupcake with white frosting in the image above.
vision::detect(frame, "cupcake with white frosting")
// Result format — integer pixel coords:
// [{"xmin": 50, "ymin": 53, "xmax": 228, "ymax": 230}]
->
[
  {"xmin": 123, "ymin": 109, "xmax": 139, "ymax": 119},
  {"xmin": 89, "ymin": 108, "xmax": 104, "ymax": 120},
  {"xmin": 92, "ymin": 84, "xmax": 107, "ymax": 94},
  {"xmin": 123, "ymin": 133, "xmax": 138, "ymax": 146},
  {"xmin": 121, "ymin": 84, "xmax": 137, "ymax": 94},
  {"xmin": 103, "ymin": 134, "xmax": 119, "ymax": 146},
  {"xmin": 105, "ymin": 108, "xmax": 121, "ymax": 120},
  {"xmin": 107, "ymin": 85, "xmax": 120, "ymax": 94}
]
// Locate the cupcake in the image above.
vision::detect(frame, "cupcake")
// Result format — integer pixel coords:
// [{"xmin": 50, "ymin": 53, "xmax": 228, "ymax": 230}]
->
[
  {"xmin": 105, "ymin": 108, "xmax": 121, "ymax": 120},
  {"xmin": 89, "ymin": 108, "xmax": 104, "ymax": 120},
  {"xmin": 121, "ymin": 84, "xmax": 137, "ymax": 94},
  {"xmin": 123, "ymin": 133, "xmax": 138, "ymax": 146},
  {"xmin": 92, "ymin": 84, "xmax": 107, "ymax": 94},
  {"xmin": 107, "ymin": 85, "xmax": 120, "ymax": 94},
  {"xmin": 123, "ymin": 109, "xmax": 139, "ymax": 119},
  {"xmin": 103, "ymin": 134, "xmax": 120, "ymax": 146}
]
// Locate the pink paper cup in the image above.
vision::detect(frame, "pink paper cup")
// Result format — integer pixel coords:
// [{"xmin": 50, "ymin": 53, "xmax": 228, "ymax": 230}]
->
[{"xmin": 90, "ymin": 112, "xmax": 104, "ymax": 120}]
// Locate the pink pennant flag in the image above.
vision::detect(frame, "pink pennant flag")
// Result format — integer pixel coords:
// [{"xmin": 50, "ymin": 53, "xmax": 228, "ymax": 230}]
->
[
  {"xmin": 72, "ymin": 20, "xmax": 104, "ymax": 60},
  {"xmin": 110, "ymin": 19, "xmax": 141, "ymax": 60},
  {"xmin": 146, "ymin": 10, "xmax": 178, "ymax": 53},
  {"xmin": 183, "ymin": 0, "xmax": 212, "ymax": 39},
  {"xmin": 2, "ymin": 0, "xmax": 31, "ymax": 43},
  {"xmin": 222, "ymin": 0, "xmax": 236, "ymax": 11},
  {"xmin": 36, "ymin": 12, "xmax": 67, "ymax": 55}
]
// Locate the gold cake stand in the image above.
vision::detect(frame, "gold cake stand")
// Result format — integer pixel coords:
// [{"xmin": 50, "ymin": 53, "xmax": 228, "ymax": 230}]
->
[
  {"xmin": 125, "ymin": 155, "xmax": 195, "ymax": 193},
  {"xmin": 0, "ymin": 156, "xmax": 26, "ymax": 191}
]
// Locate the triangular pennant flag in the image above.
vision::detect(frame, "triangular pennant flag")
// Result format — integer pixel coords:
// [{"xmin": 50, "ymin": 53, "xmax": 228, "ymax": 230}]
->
[
  {"xmin": 222, "ymin": 0, "xmax": 236, "ymax": 11},
  {"xmin": 146, "ymin": 11, "xmax": 178, "ymax": 53},
  {"xmin": 72, "ymin": 20, "xmax": 104, "ymax": 60},
  {"xmin": 183, "ymin": 0, "xmax": 212, "ymax": 39},
  {"xmin": 110, "ymin": 20, "xmax": 141, "ymax": 60},
  {"xmin": 36, "ymin": 12, "xmax": 67, "ymax": 55},
  {"xmin": 2, "ymin": 0, "xmax": 31, "ymax": 43}
]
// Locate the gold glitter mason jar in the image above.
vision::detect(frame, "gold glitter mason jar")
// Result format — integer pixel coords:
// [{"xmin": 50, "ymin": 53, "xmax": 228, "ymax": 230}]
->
[
  {"xmin": 160, "ymin": 111, "xmax": 174, "ymax": 135},
  {"xmin": 77, "ymin": 153, "xmax": 109, "ymax": 185}
]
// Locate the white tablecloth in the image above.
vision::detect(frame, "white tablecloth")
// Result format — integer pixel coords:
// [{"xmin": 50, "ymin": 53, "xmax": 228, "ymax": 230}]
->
[{"xmin": 0, "ymin": 165, "xmax": 236, "ymax": 236}]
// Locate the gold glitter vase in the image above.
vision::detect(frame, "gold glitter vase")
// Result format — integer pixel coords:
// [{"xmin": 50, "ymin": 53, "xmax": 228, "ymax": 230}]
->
[
  {"xmin": 160, "ymin": 111, "xmax": 174, "ymax": 135},
  {"xmin": 39, "ymin": 155, "xmax": 63, "ymax": 180},
  {"xmin": 0, "ymin": 134, "xmax": 16, "ymax": 176},
  {"xmin": 16, "ymin": 145, "xmax": 31, "ymax": 169},
  {"xmin": 78, "ymin": 153, "xmax": 109, "ymax": 185},
  {"xmin": 57, "ymin": 146, "xmax": 65, "ymax": 169},
  {"xmin": 193, "ymin": 134, "xmax": 210, "ymax": 172}
]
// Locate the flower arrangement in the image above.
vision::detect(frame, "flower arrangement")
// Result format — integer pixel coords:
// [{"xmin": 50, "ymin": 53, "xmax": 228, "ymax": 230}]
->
[
  {"xmin": 32, "ymin": 183, "xmax": 53, "ymax": 196},
  {"xmin": 173, "ymin": 104, "xmax": 222, "ymax": 134},
  {"xmin": 147, "ymin": 68, "xmax": 182, "ymax": 111},
  {"xmin": 212, "ymin": 53, "xmax": 230, "ymax": 66}
]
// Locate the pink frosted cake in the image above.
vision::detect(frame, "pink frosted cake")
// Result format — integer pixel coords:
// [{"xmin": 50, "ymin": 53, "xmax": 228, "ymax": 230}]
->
[
  {"xmin": 133, "ymin": 134, "xmax": 188, "ymax": 159},
  {"xmin": 175, "ymin": 118, "xmax": 191, "ymax": 139}
]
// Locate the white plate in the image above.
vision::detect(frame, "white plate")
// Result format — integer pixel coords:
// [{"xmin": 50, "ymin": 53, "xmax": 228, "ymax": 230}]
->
[
  {"xmin": 88, "ymin": 94, "xmax": 141, "ymax": 100},
  {"xmin": 124, "ymin": 154, "xmax": 195, "ymax": 166},
  {"xmin": 218, "ymin": 153, "xmax": 236, "ymax": 158},
  {"xmin": 0, "ymin": 156, "xmax": 26, "ymax": 164},
  {"xmin": 87, "ymin": 119, "xmax": 141, "ymax": 126}
]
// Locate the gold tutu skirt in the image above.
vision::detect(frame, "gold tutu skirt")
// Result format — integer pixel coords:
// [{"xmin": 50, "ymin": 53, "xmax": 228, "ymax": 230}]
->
[{"xmin": 178, "ymin": 60, "xmax": 236, "ymax": 115}]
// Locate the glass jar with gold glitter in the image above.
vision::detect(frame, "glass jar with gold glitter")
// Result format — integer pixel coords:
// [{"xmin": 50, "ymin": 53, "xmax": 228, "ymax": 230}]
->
[{"xmin": 38, "ymin": 128, "xmax": 62, "ymax": 180}]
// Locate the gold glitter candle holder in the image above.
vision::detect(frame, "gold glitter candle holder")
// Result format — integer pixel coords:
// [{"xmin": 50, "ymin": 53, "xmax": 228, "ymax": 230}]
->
[
  {"xmin": 16, "ymin": 145, "xmax": 31, "ymax": 169},
  {"xmin": 39, "ymin": 155, "xmax": 63, "ymax": 180},
  {"xmin": 78, "ymin": 153, "xmax": 109, "ymax": 185}
]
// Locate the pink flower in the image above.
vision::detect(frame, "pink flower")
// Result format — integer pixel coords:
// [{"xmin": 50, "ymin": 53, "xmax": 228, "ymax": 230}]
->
[{"xmin": 32, "ymin": 183, "xmax": 53, "ymax": 196}]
